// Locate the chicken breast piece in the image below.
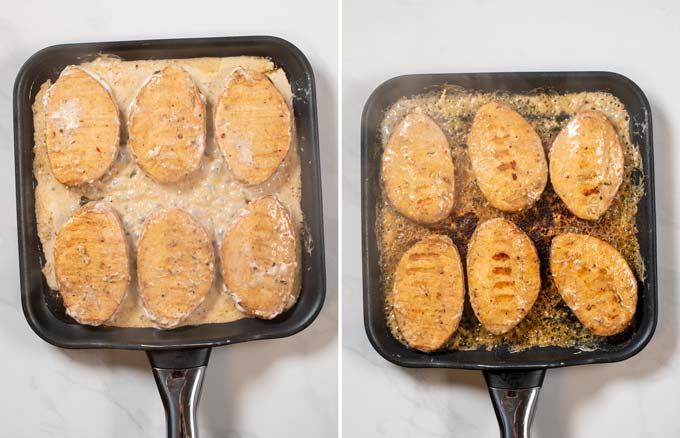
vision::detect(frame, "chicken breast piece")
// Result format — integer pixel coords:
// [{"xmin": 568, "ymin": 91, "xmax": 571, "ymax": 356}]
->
[
  {"xmin": 128, "ymin": 66, "xmax": 207, "ymax": 183},
  {"xmin": 467, "ymin": 218, "xmax": 541, "ymax": 335},
  {"xmin": 54, "ymin": 202, "xmax": 130, "ymax": 325},
  {"xmin": 393, "ymin": 235, "xmax": 465, "ymax": 352},
  {"xmin": 220, "ymin": 196, "xmax": 299, "ymax": 319},
  {"xmin": 550, "ymin": 110, "xmax": 624, "ymax": 220},
  {"xmin": 214, "ymin": 67, "xmax": 292, "ymax": 185},
  {"xmin": 467, "ymin": 102, "xmax": 548, "ymax": 212},
  {"xmin": 137, "ymin": 208, "xmax": 215, "ymax": 328},
  {"xmin": 44, "ymin": 66, "xmax": 120, "ymax": 186},
  {"xmin": 382, "ymin": 113, "xmax": 455, "ymax": 224},
  {"xmin": 550, "ymin": 233, "xmax": 637, "ymax": 336}
]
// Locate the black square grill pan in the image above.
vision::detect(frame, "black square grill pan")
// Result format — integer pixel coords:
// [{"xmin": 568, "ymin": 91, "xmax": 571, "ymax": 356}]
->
[
  {"xmin": 362, "ymin": 72, "xmax": 656, "ymax": 437},
  {"xmin": 15, "ymin": 36, "xmax": 325, "ymax": 438}
]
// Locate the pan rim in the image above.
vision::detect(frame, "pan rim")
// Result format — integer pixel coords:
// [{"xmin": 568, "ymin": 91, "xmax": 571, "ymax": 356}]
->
[{"xmin": 361, "ymin": 70, "xmax": 657, "ymax": 370}]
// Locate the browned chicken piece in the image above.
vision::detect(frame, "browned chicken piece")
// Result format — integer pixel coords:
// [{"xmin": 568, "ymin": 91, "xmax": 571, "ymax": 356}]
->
[
  {"xmin": 214, "ymin": 67, "xmax": 292, "ymax": 185},
  {"xmin": 550, "ymin": 110, "xmax": 624, "ymax": 220},
  {"xmin": 550, "ymin": 233, "xmax": 637, "ymax": 336},
  {"xmin": 220, "ymin": 196, "xmax": 299, "ymax": 319},
  {"xmin": 44, "ymin": 66, "xmax": 120, "ymax": 186},
  {"xmin": 392, "ymin": 235, "xmax": 465, "ymax": 352},
  {"xmin": 467, "ymin": 218, "xmax": 541, "ymax": 335},
  {"xmin": 54, "ymin": 202, "xmax": 130, "ymax": 325},
  {"xmin": 467, "ymin": 102, "xmax": 547, "ymax": 212},
  {"xmin": 382, "ymin": 113, "xmax": 455, "ymax": 224},
  {"xmin": 128, "ymin": 66, "xmax": 207, "ymax": 183},
  {"xmin": 137, "ymin": 208, "xmax": 215, "ymax": 328}
]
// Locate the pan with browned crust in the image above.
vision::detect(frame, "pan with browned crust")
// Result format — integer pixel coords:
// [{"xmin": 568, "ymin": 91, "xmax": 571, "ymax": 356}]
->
[{"xmin": 362, "ymin": 72, "xmax": 656, "ymax": 437}]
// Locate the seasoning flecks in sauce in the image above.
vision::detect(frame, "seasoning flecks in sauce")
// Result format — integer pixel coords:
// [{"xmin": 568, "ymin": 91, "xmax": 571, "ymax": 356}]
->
[
  {"xmin": 379, "ymin": 87, "xmax": 644, "ymax": 352},
  {"xmin": 33, "ymin": 56, "xmax": 302, "ymax": 328}
]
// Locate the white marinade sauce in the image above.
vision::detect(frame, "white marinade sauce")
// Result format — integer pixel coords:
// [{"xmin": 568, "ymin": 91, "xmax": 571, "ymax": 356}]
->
[{"xmin": 33, "ymin": 56, "xmax": 302, "ymax": 328}]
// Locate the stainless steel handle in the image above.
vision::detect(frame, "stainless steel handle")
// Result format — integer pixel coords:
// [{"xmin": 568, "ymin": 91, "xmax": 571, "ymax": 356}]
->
[
  {"xmin": 152, "ymin": 366, "xmax": 207, "ymax": 438},
  {"xmin": 147, "ymin": 347, "xmax": 212, "ymax": 438},
  {"xmin": 483, "ymin": 369, "xmax": 545, "ymax": 438},
  {"xmin": 488, "ymin": 386, "xmax": 540, "ymax": 438}
]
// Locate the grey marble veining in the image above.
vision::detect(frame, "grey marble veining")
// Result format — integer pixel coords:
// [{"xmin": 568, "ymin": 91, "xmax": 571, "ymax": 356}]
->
[
  {"xmin": 342, "ymin": 0, "xmax": 680, "ymax": 436},
  {"xmin": 1, "ymin": 1, "xmax": 338, "ymax": 436}
]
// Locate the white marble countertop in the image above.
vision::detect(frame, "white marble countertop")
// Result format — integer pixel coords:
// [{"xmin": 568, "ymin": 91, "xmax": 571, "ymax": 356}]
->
[
  {"xmin": 342, "ymin": 0, "xmax": 680, "ymax": 436},
  {"xmin": 1, "ymin": 0, "xmax": 337, "ymax": 436}
]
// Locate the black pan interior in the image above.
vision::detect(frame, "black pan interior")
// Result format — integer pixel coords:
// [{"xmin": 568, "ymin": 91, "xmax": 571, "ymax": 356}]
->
[
  {"xmin": 15, "ymin": 36, "xmax": 326, "ymax": 350},
  {"xmin": 362, "ymin": 72, "xmax": 656, "ymax": 370}
]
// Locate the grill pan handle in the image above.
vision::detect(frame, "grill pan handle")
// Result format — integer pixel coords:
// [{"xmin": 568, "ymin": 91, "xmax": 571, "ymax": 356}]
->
[
  {"xmin": 148, "ymin": 348, "xmax": 212, "ymax": 438},
  {"xmin": 483, "ymin": 369, "xmax": 546, "ymax": 438}
]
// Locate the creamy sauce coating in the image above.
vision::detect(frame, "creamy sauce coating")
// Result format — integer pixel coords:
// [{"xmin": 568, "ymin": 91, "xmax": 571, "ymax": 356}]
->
[{"xmin": 33, "ymin": 56, "xmax": 302, "ymax": 328}]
